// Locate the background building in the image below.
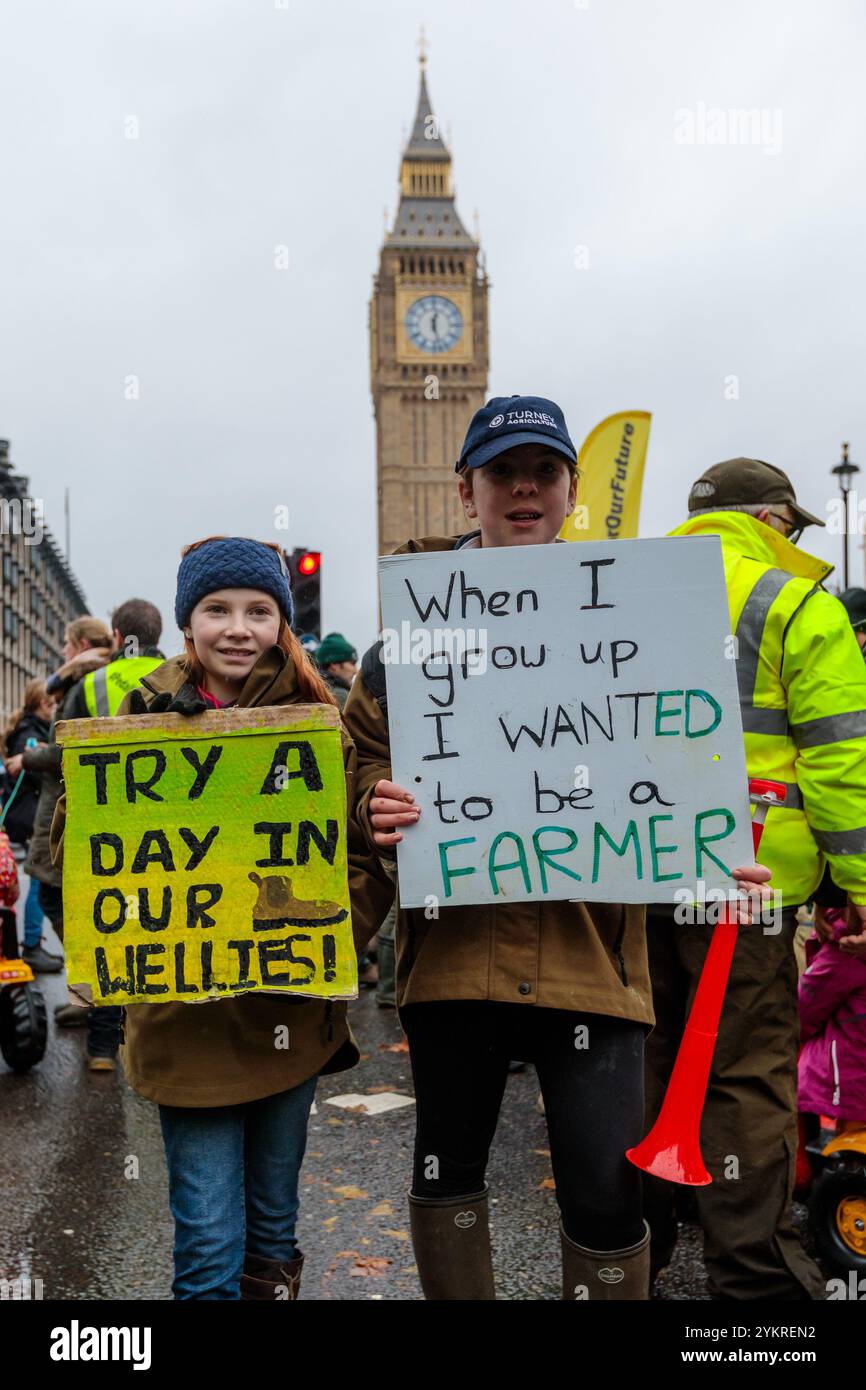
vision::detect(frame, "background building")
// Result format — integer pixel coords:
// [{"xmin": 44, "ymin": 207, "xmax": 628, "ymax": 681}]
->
[
  {"xmin": 0, "ymin": 439, "xmax": 88, "ymax": 725},
  {"xmin": 370, "ymin": 52, "xmax": 490, "ymax": 554}
]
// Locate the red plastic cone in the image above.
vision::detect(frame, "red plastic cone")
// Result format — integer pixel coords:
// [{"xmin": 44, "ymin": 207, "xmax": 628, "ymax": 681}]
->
[{"xmin": 626, "ymin": 779, "xmax": 785, "ymax": 1186}]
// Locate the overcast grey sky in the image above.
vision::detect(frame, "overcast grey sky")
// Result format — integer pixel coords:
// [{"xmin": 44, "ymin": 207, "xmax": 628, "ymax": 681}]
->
[{"xmin": 2, "ymin": 0, "xmax": 865, "ymax": 657}]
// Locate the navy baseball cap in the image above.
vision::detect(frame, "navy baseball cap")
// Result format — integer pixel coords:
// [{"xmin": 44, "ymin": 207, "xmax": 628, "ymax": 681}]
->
[{"xmin": 456, "ymin": 395, "xmax": 578, "ymax": 472}]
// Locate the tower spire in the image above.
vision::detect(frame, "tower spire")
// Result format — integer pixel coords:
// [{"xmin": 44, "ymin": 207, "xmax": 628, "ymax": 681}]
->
[
  {"xmin": 388, "ymin": 41, "xmax": 474, "ymax": 247},
  {"xmin": 405, "ymin": 49, "xmax": 447, "ymax": 156}
]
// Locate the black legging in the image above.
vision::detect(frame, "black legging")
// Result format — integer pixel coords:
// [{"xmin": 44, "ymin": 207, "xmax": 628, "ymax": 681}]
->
[{"xmin": 401, "ymin": 1000, "xmax": 646, "ymax": 1251}]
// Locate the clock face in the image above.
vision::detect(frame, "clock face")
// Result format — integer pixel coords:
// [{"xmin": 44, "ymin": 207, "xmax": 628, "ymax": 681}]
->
[{"xmin": 405, "ymin": 295, "xmax": 463, "ymax": 354}]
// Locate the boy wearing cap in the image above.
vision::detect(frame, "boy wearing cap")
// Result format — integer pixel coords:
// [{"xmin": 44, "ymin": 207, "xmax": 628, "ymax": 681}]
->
[
  {"xmin": 643, "ymin": 459, "xmax": 866, "ymax": 1300},
  {"xmin": 344, "ymin": 401, "xmax": 767, "ymax": 1301}
]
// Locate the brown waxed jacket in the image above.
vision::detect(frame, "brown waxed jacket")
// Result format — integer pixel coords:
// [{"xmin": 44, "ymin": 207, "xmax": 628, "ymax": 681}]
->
[
  {"xmin": 342, "ymin": 534, "xmax": 654, "ymax": 1026},
  {"xmin": 51, "ymin": 646, "xmax": 394, "ymax": 1107}
]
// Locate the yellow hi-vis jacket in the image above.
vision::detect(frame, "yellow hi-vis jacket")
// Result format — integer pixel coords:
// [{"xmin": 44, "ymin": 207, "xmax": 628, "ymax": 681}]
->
[
  {"xmin": 83, "ymin": 655, "xmax": 164, "ymax": 718},
  {"xmin": 670, "ymin": 511, "xmax": 866, "ymax": 907}
]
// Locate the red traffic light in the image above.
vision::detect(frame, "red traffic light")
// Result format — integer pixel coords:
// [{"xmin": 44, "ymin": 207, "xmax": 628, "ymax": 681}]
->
[{"xmin": 298, "ymin": 551, "xmax": 321, "ymax": 577}]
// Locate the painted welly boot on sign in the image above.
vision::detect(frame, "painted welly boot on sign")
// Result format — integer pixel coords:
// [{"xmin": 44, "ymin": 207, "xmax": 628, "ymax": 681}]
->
[{"xmin": 248, "ymin": 872, "xmax": 348, "ymax": 928}]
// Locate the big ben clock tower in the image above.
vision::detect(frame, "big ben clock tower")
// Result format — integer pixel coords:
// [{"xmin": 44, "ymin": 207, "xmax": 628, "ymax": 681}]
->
[{"xmin": 370, "ymin": 45, "xmax": 490, "ymax": 554}]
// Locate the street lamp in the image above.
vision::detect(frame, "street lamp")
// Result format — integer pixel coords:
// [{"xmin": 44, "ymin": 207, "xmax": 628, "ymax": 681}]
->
[{"xmin": 831, "ymin": 442, "xmax": 860, "ymax": 590}]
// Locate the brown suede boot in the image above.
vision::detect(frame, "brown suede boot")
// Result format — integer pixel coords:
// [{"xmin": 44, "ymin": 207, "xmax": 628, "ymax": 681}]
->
[
  {"xmin": 560, "ymin": 1220, "xmax": 650, "ymax": 1300},
  {"xmin": 408, "ymin": 1187, "xmax": 495, "ymax": 1300},
  {"xmin": 239, "ymin": 1251, "xmax": 304, "ymax": 1300}
]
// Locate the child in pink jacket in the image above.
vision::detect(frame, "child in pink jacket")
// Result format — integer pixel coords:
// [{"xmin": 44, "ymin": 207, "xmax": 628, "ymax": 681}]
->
[{"xmin": 798, "ymin": 910, "xmax": 866, "ymax": 1127}]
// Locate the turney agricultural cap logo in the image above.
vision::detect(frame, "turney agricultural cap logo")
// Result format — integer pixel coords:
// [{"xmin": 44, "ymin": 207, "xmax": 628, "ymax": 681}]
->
[{"xmin": 489, "ymin": 410, "xmax": 557, "ymax": 430}]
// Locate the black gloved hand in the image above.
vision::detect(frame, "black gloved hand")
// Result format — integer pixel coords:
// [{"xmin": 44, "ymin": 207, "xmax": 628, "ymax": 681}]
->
[
  {"xmin": 126, "ymin": 689, "xmax": 154, "ymax": 715},
  {"xmin": 167, "ymin": 690, "xmax": 210, "ymax": 717},
  {"xmin": 127, "ymin": 688, "xmax": 209, "ymax": 718}
]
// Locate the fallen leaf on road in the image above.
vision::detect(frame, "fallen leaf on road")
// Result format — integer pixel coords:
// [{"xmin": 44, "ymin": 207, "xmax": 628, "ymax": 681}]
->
[
  {"xmin": 366, "ymin": 1085, "xmax": 397, "ymax": 1094},
  {"xmin": 322, "ymin": 1248, "xmax": 366, "ymax": 1284},
  {"xmin": 327, "ymin": 1118, "xmax": 344, "ymax": 1126},
  {"xmin": 323, "ymin": 1216, "xmax": 338, "ymax": 1230},
  {"xmin": 533, "ymin": 1149, "xmax": 551, "ymax": 1157},
  {"xmin": 368, "ymin": 1201, "xmax": 393, "ymax": 1217},
  {"xmin": 348, "ymin": 1257, "xmax": 392, "ymax": 1278},
  {"xmin": 538, "ymin": 1177, "xmax": 556, "ymax": 1190},
  {"xmin": 379, "ymin": 1038, "xmax": 410, "ymax": 1053},
  {"xmin": 382, "ymin": 1229, "xmax": 409, "ymax": 1241},
  {"xmin": 333, "ymin": 1185, "xmax": 369, "ymax": 1200}
]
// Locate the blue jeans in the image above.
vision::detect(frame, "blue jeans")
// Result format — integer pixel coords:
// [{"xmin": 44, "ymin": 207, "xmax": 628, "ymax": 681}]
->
[
  {"xmin": 23, "ymin": 876, "xmax": 44, "ymax": 948},
  {"xmin": 158, "ymin": 1077, "xmax": 318, "ymax": 1300}
]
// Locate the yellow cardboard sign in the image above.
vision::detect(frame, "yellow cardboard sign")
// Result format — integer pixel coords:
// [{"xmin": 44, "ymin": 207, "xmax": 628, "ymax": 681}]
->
[
  {"xmin": 560, "ymin": 410, "xmax": 652, "ymax": 542},
  {"xmin": 57, "ymin": 706, "xmax": 356, "ymax": 1004}
]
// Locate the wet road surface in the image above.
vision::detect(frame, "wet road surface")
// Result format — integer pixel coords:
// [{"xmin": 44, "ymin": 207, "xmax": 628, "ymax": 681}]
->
[{"xmin": 2, "ymin": 905, "xmax": 817, "ymax": 1301}]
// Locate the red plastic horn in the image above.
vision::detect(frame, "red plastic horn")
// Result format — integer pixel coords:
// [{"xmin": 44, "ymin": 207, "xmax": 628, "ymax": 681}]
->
[{"xmin": 626, "ymin": 778, "xmax": 787, "ymax": 1186}]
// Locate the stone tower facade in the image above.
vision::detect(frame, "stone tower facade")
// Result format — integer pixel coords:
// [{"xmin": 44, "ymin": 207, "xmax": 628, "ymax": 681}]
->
[
  {"xmin": 370, "ymin": 55, "xmax": 489, "ymax": 555},
  {"xmin": 0, "ymin": 439, "xmax": 88, "ymax": 724}
]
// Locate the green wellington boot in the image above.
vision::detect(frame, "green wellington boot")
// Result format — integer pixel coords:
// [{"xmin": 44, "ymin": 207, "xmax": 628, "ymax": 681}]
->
[
  {"xmin": 408, "ymin": 1187, "xmax": 496, "ymax": 1300},
  {"xmin": 560, "ymin": 1220, "xmax": 650, "ymax": 1300}
]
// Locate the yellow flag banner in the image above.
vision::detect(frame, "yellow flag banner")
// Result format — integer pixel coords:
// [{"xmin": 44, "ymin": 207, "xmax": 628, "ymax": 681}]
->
[
  {"xmin": 56, "ymin": 705, "xmax": 356, "ymax": 1005},
  {"xmin": 560, "ymin": 410, "xmax": 652, "ymax": 542}
]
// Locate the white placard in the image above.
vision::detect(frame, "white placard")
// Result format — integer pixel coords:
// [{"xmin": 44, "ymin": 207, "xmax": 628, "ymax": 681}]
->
[{"xmin": 378, "ymin": 538, "xmax": 752, "ymax": 908}]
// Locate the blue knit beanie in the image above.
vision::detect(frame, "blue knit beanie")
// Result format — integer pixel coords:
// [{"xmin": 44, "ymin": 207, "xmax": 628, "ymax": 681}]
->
[{"xmin": 175, "ymin": 539, "xmax": 294, "ymax": 629}]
